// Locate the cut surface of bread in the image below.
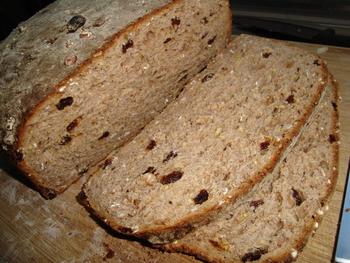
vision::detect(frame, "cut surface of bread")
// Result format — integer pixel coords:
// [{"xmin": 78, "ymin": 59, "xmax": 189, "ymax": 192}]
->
[
  {"xmin": 162, "ymin": 80, "xmax": 339, "ymax": 263},
  {"xmin": 82, "ymin": 35, "xmax": 330, "ymax": 242},
  {"xmin": 0, "ymin": 0, "xmax": 231, "ymax": 198}
]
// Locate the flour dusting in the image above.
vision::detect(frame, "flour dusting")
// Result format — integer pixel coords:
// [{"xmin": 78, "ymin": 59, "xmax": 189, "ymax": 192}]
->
[{"xmin": 1, "ymin": 180, "xmax": 17, "ymax": 205}]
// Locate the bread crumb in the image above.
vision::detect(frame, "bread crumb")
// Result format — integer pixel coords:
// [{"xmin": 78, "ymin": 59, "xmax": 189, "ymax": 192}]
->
[
  {"xmin": 317, "ymin": 209, "xmax": 324, "ymax": 216},
  {"xmin": 291, "ymin": 249, "xmax": 298, "ymax": 258},
  {"xmin": 314, "ymin": 222, "xmax": 319, "ymax": 229},
  {"xmin": 58, "ymin": 86, "xmax": 66, "ymax": 92},
  {"xmin": 215, "ymin": 128, "xmax": 222, "ymax": 137},
  {"xmin": 6, "ymin": 117, "xmax": 16, "ymax": 131}
]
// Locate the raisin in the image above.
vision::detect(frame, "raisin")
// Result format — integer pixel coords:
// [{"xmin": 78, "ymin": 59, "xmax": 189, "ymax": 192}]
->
[
  {"xmin": 202, "ymin": 73, "xmax": 214, "ymax": 83},
  {"xmin": 171, "ymin": 17, "xmax": 181, "ymax": 27},
  {"xmin": 98, "ymin": 131, "xmax": 110, "ymax": 140},
  {"xmin": 286, "ymin": 94, "xmax": 295, "ymax": 104},
  {"xmin": 328, "ymin": 134, "xmax": 337, "ymax": 143},
  {"xmin": 163, "ymin": 151, "xmax": 178, "ymax": 163},
  {"xmin": 201, "ymin": 17, "xmax": 208, "ymax": 24},
  {"xmin": 160, "ymin": 171, "xmax": 183, "ymax": 185},
  {"xmin": 143, "ymin": 166, "xmax": 156, "ymax": 174},
  {"xmin": 260, "ymin": 141, "xmax": 270, "ymax": 150},
  {"xmin": 67, "ymin": 15, "xmax": 86, "ymax": 33},
  {"xmin": 104, "ymin": 248, "xmax": 114, "ymax": 260},
  {"xmin": 146, "ymin": 139, "xmax": 156, "ymax": 150},
  {"xmin": 56, "ymin": 96, "xmax": 74, "ymax": 110},
  {"xmin": 207, "ymin": 35, "xmax": 216, "ymax": 45},
  {"xmin": 331, "ymin": 101, "xmax": 338, "ymax": 111},
  {"xmin": 250, "ymin": 199, "xmax": 264, "ymax": 210},
  {"xmin": 291, "ymin": 188, "xmax": 304, "ymax": 206},
  {"xmin": 66, "ymin": 118, "xmax": 80, "ymax": 132},
  {"xmin": 163, "ymin": 38, "xmax": 172, "ymax": 44},
  {"xmin": 122, "ymin": 39, "xmax": 134, "ymax": 53},
  {"xmin": 100, "ymin": 158, "xmax": 112, "ymax": 170},
  {"xmin": 241, "ymin": 248, "xmax": 268, "ymax": 262},
  {"xmin": 59, "ymin": 135, "xmax": 72, "ymax": 145},
  {"xmin": 262, "ymin": 52, "xmax": 272, "ymax": 58},
  {"xmin": 193, "ymin": 189, "xmax": 209, "ymax": 204},
  {"xmin": 313, "ymin": 59, "xmax": 321, "ymax": 66},
  {"xmin": 14, "ymin": 149, "xmax": 24, "ymax": 161}
]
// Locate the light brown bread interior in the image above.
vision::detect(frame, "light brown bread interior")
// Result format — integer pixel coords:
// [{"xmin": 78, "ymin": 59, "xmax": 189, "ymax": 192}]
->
[
  {"xmin": 4, "ymin": 0, "xmax": 231, "ymax": 198},
  {"xmin": 82, "ymin": 35, "xmax": 329, "ymax": 242},
  {"xmin": 162, "ymin": 80, "xmax": 339, "ymax": 263}
]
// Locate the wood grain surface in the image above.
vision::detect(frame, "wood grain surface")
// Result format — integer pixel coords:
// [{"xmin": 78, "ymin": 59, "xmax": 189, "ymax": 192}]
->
[{"xmin": 0, "ymin": 39, "xmax": 349, "ymax": 263}]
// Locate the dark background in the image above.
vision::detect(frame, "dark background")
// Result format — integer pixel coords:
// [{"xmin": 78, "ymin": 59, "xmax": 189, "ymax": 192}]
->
[{"xmin": 1, "ymin": 0, "xmax": 350, "ymax": 47}]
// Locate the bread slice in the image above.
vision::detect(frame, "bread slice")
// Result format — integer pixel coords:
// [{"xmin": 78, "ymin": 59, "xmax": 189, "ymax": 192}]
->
[
  {"xmin": 162, "ymin": 79, "xmax": 339, "ymax": 263},
  {"xmin": 82, "ymin": 35, "xmax": 330, "ymax": 242},
  {"xmin": 0, "ymin": 0, "xmax": 232, "ymax": 198}
]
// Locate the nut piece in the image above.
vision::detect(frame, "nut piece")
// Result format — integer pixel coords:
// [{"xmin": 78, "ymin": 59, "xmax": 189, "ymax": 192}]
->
[
  {"xmin": 79, "ymin": 31, "xmax": 93, "ymax": 39},
  {"xmin": 93, "ymin": 17, "xmax": 105, "ymax": 27},
  {"xmin": 64, "ymin": 54, "xmax": 77, "ymax": 66}
]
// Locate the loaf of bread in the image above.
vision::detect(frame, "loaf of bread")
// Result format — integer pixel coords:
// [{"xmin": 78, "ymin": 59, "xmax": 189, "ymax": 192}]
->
[
  {"xmin": 0, "ymin": 0, "xmax": 232, "ymax": 198},
  {"xmin": 82, "ymin": 35, "xmax": 330, "ymax": 242},
  {"xmin": 162, "ymin": 79, "xmax": 339, "ymax": 262}
]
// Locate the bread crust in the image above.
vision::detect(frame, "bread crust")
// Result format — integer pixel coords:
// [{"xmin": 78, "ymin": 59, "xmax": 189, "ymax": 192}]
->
[
  {"xmin": 81, "ymin": 38, "xmax": 331, "ymax": 242},
  {"xmin": 160, "ymin": 75, "xmax": 339, "ymax": 263},
  {"xmin": 5, "ymin": 0, "xmax": 232, "ymax": 199}
]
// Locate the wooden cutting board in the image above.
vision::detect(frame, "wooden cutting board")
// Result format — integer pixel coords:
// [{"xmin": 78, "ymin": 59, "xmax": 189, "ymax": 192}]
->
[{"xmin": 1, "ymin": 39, "xmax": 349, "ymax": 263}]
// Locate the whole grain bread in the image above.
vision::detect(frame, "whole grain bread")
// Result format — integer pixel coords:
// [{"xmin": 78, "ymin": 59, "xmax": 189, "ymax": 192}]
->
[
  {"xmin": 162, "ymin": 79, "xmax": 339, "ymax": 263},
  {"xmin": 0, "ymin": 0, "xmax": 232, "ymax": 198},
  {"xmin": 82, "ymin": 35, "xmax": 330, "ymax": 242}
]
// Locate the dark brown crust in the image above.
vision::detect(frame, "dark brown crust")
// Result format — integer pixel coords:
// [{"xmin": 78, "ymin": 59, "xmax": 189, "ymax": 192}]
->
[
  {"xmin": 161, "ymin": 74, "xmax": 339, "ymax": 263},
  {"xmin": 10, "ymin": 0, "xmax": 216, "ymax": 199},
  {"xmin": 84, "ymin": 54, "xmax": 329, "ymax": 242}
]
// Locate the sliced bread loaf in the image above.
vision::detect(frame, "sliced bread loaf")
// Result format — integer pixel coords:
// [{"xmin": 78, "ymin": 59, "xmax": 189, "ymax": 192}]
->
[
  {"xmin": 0, "ymin": 0, "xmax": 232, "ymax": 198},
  {"xmin": 162, "ymin": 79, "xmax": 339, "ymax": 262},
  {"xmin": 82, "ymin": 35, "xmax": 330, "ymax": 242}
]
